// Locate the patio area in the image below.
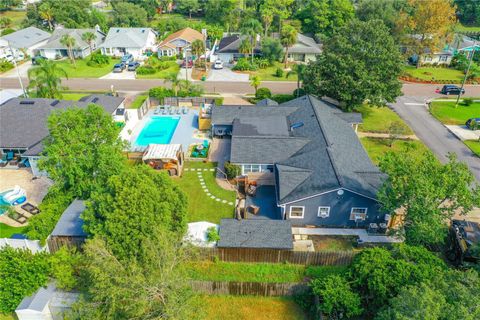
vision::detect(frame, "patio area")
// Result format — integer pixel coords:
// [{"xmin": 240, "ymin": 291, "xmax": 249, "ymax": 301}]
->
[
  {"xmin": 0, "ymin": 169, "xmax": 52, "ymax": 227},
  {"xmin": 245, "ymin": 185, "xmax": 282, "ymax": 220}
]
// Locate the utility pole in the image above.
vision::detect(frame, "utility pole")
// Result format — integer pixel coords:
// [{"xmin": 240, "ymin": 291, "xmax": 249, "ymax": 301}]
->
[
  {"xmin": 7, "ymin": 41, "xmax": 27, "ymax": 97},
  {"xmin": 455, "ymin": 40, "xmax": 476, "ymax": 108}
]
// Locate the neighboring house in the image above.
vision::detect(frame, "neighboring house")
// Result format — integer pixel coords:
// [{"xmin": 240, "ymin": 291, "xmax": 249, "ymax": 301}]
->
[
  {"xmin": 0, "ymin": 95, "xmax": 125, "ymax": 176},
  {"xmin": 272, "ymin": 32, "xmax": 322, "ymax": 63},
  {"xmin": 47, "ymin": 199, "xmax": 87, "ymax": 253},
  {"xmin": 0, "ymin": 27, "xmax": 51, "ymax": 58},
  {"xmin": 38, "ymin": 27, "xmax": 105, "ymax": 59},
  {"xmin": 16, "ymin": 283, "xmax": 79, "ymax": 320},
  {"xmin": 216, "ymin": 34, "xmax": 261, "ymax": 64},
  {"xmin": 100, "ymin": 27, "xmax": 157, "ymax": 60},
  {"xmin": 450, "ymin": 35, "xmax": 480, "ymax": 59},
  {"xmin": 211, "ymin": 95, "xmax": 387, "ymax": 228},
  {"xmin": 417, "ymin": 49, "xmax": 453, "ymax": 65},
  {"xmin": 158, "ymin": 27, "xmax": 204, "ymax": 57}
]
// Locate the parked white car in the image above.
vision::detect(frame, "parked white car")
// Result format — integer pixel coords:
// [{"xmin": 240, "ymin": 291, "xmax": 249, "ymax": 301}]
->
[{"xmin": 213, "ymin": 60, "xmax": 223, "ymax": 70}]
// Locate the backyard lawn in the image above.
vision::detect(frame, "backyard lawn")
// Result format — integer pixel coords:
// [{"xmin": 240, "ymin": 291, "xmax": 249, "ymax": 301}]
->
[
  {"xmin": 0, "ymin": 223, "xmax": 27, "ymax": 238},
  {"xmin": 52, "ymin": 59, "xmax": 119, "ymax": 78},
  {"xmin": 136, "ymin": 61, "xmax": 179, "ymax": 79},
  {"xmin": 403, "ymin": 65, "xmax": 464, "ymax": 82},
  {"xmin": 360, "ymin": 137, "xmax": 429, "ymax": 164},
  {"xmin": 356, "ymin": 105, "xmax": 413, "ymax": 134},
  {"xmin": 184, "ymin": 261, "xmax": 347, "ymax": 283},
  {"xmin": 174, "ymin": 162, "xmax": 235, "ymax": 224},
  {"xmin": 3, "ymin": 10, "xmax": 26, "ymax": 29},
  {"xmin": 430, "ymin": 100, "xmax": 480, "ymax": 125},
  {"xmin": 130, "ymin": 95, "xmax": 148, "ymax": 109},
  {"xmin": 200, "ymin": 296, "xmax": 307, "ymax": 320},
  {"xmin": 455, "ymin": 23, "xmax": 480, "ymax": 33},
  {"xmin": 464, "ymin": 140, "xmax": 480, "ymax": 157}
]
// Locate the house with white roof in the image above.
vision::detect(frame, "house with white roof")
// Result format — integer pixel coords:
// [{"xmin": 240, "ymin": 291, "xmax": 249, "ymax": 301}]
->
[
  {"xmin": 100, "ymin": 27, "xmax": 157, "ymax": 60},
  {"xmin": 0, "ymin": 26, "xmax": 51, "ymax": 59}
]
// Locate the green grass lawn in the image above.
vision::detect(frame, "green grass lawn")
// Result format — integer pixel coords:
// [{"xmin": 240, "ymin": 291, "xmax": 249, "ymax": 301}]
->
[
  {"xmin": 430, "ymin": 100, "xmax": 480, "ymax": 125},
  {"xmin": 60, "ymin": 93, "xmax": 89, "ymax": 100},
  {"xmin": 403, "ymin": 65, "xmax": 464, "ymax": 82},
  {"xmin": 356, "ymin": 105, "xmax": 413, "ymax": 134},
  {"xmin": 2, "ymin": 10, "xmax": 26, "ymax": 29},
  {"xmin": 52, "ymin": 58, "xmax": 119, "ymax": 78},
  {"xmin": 241, "ymin": 62, "xmax": 298, "ymax": 82},
  {"xmin": 0, "ymin": 223, "xmax": 27, "ymax": 238},
  {"xmin": 360, "ymin": 137, "xmax": 429, "ymax": 164},
  {"xmin": 185, "ymin": 261, "xmax": 347, "ymax": 283},
  {"xmin": 200, "ymin": 296, "xmax": 306, "ymax": 320},
  {"xmin": 130, "ymin": 95, "xmax": 148, "ymax": 109},
  {"xmin": 174, "ymin": 162, "xmax": 235, "ymax": 223},
  {"xmin": 136, "ymin": 61, "xmax": 180, "ymax": 79},
  {"xmin": 455, "ymin": 23, "xmax": 480, "ymax": 33},
  {"xmin": 0, "ymin": 313, "xmax": 15, "ymax": 320},
  {"xmin": 464, "ymin": 140, "xmax": 480, "ymax": 157}
]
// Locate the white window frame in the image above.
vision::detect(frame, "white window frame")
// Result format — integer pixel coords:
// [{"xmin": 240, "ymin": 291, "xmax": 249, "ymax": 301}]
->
[
  {"xmin": 289, "ymin": 206, "xmax": 305, "ymax": 219},
  {"xmin": 350, "ymin": 207, "xmax": 368, "ymax": 221},
  {"xmin": 317, "ymin": 206, "xmax": 330, "ymax": 218}
]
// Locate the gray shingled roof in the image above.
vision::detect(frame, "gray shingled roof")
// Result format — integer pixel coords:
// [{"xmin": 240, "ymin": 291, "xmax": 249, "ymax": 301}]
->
[
  {"xmin": 100, "ymin": 28, "xmax": 155, "ymax": 48},
  {"xmin": 256, "ymin": 98, "xmax": 279, "ymax": 107},
  {"xmin": 218, "ymin": 219, "xmax": 293, "ymax": 249},
  {"xmin": 212, "ymin": 105, "xmax": 295, "ymax": 125},
  {"xmin": 50, "ymin": 200, "xmax": 87, "ymax": 237},
  {"xmin": 40, "ymin": 28, "xmax": 105, "ymax": 50},
  {"xmin": 1, "ymin": 27, "xmax": 51, "ymax": 49},
  {"xmin": 0, "ymin": 94, "xmax": 124, "ymax": 155},
  {"xmin": 217, "ymin": 34, "xmax": 261, "ymax": 54}
]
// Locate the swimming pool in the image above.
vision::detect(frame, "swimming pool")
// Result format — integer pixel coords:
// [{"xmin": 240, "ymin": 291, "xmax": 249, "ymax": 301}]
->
[{"xmin": 134, "ymin": 116, "xmax": 180, "ymax": 147}]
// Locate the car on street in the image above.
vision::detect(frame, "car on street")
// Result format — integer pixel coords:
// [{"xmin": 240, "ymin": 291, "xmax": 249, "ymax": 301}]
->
[
  {"xmin": 181, "ymin": 58, "xmax": 193, "ymax": 68},
  {"xmin": 31, "ymin": 55, "xmax": 46, "ymax": 65},
  {"xmin": 466, "ymin": 118, "xmax": 480, "ymax": 130},
  {"xmin": 113, "ymin": 62, "xmax": 126, "ymax": 73},
  {"xmin": 127, "ymin": 61, "xmax": 140, "ymax": 71},
  {"xmin": 213, "ymin": 60, "xmax": 223, "ymax": 69},
  {"xmin": 121, "ymin": 54, "xmax": 134, "ymax": 64},
  {"xmin": 438, "ymin": 85, "xmax": 465, "ymax": 95}
]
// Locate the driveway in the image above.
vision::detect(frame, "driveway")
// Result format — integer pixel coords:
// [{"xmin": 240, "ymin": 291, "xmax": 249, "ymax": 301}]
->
[
  {"xmin": 206, "ymin": 68, "xmax": 249, "ymax": 82},
  {"xmin": 1, "ymin": 60, "xmax": 31, "ymax": 79},
  {"xmin": 390, "ymin": 96, "xmax": 480, "ymax": 182},
  {"xmin": 100, "ymin": 70, "xmax": 136, "ymax": 80}
]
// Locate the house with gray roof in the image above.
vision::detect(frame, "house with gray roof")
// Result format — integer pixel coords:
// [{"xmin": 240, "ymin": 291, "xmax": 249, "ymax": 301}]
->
[
  {"xmin": 216, "ymin": 34, "xmax": 262, "ymax": 64},
  {"xmin": 273, "ymin": 33, "xmax": 322, "ymax": 63},
  {"xmin": 211, "ymin": 95, "xmax": 388, "ymax": 228},
  {"xmin": 0, "ymin": 26, "xmax": 51, "ymax": 57},
  {"xmin": 38, "ymin": 26, "xmax": 105, "ymax": 60},
  {"xmin": 0, "ymin": 94, "xmax": 125, "ymax": 176},
  {"xmin": 47, "ymin": 199, "xmax": 87, "ymax": 252},
  {"xmin": 100, "ymin": 27, "xmax": 157, "ymax": 60}
]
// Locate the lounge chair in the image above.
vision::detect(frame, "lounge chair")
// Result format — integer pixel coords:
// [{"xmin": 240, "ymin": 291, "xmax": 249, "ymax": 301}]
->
[
  {"xmin": 162, "ymin": 107, "xmax": 169, "ymax": 115},
  {"xmin": 192, "ymin": 151, "xmax": 199, "ymax": 157},
  {"xmin": 203, "ymin": 140, "xmax": 209, "ymax": 148},
  {"xmin": 176, "ymin": 107, "xmax": 181, "ymax": 115},
  {"xmin": 6, "ymin": 151, "xmax": 14, "ymax": 161},
  {"xmin": 154, "ymin": 107, "xmax": 160, "ymax": 115},
  {"xmin": 169, "ymin": 108, "xmax": 175, "ymax": 115},
  {"xmin": 21, "ymin": 203, "xmax": 40, "ymax": 215},
  {"xmin": 182, "ymin": 107, "xmax": 188, "ymax": 114}
]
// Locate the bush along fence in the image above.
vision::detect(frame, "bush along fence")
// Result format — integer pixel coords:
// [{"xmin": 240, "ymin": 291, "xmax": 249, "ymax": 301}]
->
[
  {"xmin": 190, "ymin": 280, "xmax": 309, "ymax": 297},
  {"xmin": 197, "ymin": 248, "xmax": 357, "ymax": 266}
]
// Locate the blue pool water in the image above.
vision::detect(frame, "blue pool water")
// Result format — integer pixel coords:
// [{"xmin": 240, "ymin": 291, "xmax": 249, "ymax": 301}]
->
[
  {"xmin": 0, "ymin": 194, "xmax": 10, "ymax": 215},
  {"xmin": 134, "ymin": 116, "xmax": 180, "ymax": 147}
]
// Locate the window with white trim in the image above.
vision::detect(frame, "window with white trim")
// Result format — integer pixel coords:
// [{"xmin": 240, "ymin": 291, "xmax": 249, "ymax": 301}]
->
[
  {"xmin": 317, "ymin": 206, "xmax": 330, "ymax": 218},
  {"xmin": 350, "ymin": 208, "xmax": 367, "ymax": 221},
  {"xmin": 289, "ymin": 206, "xmax": 304, "ymax": 219}
]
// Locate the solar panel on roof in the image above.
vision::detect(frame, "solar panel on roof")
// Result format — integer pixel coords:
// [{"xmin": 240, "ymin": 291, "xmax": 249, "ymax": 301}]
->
[
  {"xmin": 92, "ymin": 97, "xmax": 99, "ymax": 103},
  {"xmin": 20, "ymin": 101, "xmax": 35, "ymax": 105},
  {"xmin": 50, "ymin": 100, "xmax": 60, "ymax": 106}
]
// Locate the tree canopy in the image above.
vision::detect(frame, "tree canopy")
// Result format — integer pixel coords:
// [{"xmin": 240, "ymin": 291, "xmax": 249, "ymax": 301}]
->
[
  {"xmin": 356, "ymin": 0, "xmax": 407, "ymax": 38},
  {"xmin": 112, "ymin": 2, "xmax": 148, "ymax": 27},
  {"xmin": 24, "ymin": 0, "xmax": 96, "ymax": 29},
  {"xmin": 379, "ymin": 150, "xmax": 480, "ymax": 248},
  {"xmin": 303, "ymin": 19, "xmax": 403, "ymax": 111},
  {"xmin": 28, "ymin": 59, "xmax": 68, "ymax": 99},
  {"xmin": 455, "ymin": 0, "xmax": 480, "ymax": 25}
]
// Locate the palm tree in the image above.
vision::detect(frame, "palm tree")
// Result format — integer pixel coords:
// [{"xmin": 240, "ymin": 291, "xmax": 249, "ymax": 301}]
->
[
  {"xmin": 60, "ymin": 34, "xmax": 77, "ymax": 67},
  {"xmin": 28, "ymin": 60, "xmax": 68, "ymax": 99},
  {"xmin": 191, "ymin": 39, "xmax": 205, "ymax": 70},
  {"xmin": 39, "ymin": 3, "xmax": 54, "ymax": 31},
  {"xmin": 81, "ymin": 31, "xmax": 97, "ymax": 54},
  {"xmin": 240, "ymin": 18, "xmax": 263, "ymax": 63},
  {"xmin": 250, "ymin": 75, "xmax": 261, "ymax": 95},
  {"xmin": 281, "ymin": 25, "xmax": 297, "ymax": 68},
  {"xmin": 239, "ymin": 39, "xmax": 252, "ymax": 60},
  {"xmin": 164, "ymin": 72, "xmax": 181, "ymax": 96},
  {"xmin": 286, "ymin": 64, "xmax": 306, "ymax": 97}
]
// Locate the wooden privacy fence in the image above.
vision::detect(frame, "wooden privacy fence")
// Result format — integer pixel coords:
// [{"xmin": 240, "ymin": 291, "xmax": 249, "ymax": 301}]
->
[
  {"xmin": 137, "ymin": 96, "xmax": 151, "ymax": 120},
  {"xmin": 190, "ymin": 281, "xmax": 309, "ymax": 297},
  {"xmin": 197, "ymin": 248, "xmax": 357, "ymax": 266}
]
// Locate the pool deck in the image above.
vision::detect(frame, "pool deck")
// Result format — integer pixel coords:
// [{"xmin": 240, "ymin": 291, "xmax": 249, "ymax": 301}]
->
[{"xmin": 129, "ymin": 108, "xmax": 205, "ymax": 152}]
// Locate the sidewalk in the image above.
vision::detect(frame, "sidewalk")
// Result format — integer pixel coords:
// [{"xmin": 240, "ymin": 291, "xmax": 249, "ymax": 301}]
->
[
  {"xmin": 357, "ymin": 132, "xmax": 419, "ymax": 140},
  {"xmin": 292, "ymin": 227, "xmax": 403, "ymax": 244}
]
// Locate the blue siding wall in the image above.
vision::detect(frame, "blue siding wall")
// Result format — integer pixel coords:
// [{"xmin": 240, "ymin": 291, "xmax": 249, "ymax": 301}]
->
[{"xmin": 284, "ymin": 189, "xmax": 385, "ymax": 228}]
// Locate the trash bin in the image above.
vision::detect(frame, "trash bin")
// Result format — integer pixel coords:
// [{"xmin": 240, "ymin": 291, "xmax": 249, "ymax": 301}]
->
[{"xmin": 201, "ymin": 76, "xmax": 206, "ymax": 81}]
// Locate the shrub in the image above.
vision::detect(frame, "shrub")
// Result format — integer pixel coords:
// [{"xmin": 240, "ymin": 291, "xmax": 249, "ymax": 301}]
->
[
  {"xmin": 206, "ymin": 227, "xmax": 220, "ymax": 242},
  {"xmin": 0, "ymin": 28, "xmax": 15, "ymax": 36},
  {"xmin": 148, "ymin": 87, "xmax": 174, "ymax": 101},
  {"xmin": 0, "ymin": 59, "xmax": 14, "ymax": 73},
  {"xmin": 214, "ymin": 97, "xmax": 224, "ymax": 106},
  {"xmin": 462, "ymin": 97, "xmax": 474, "ymax": 106},
  {"xmin": 158, "ymin": 55, "xmax": 177, "ymax": 62},
  {"xmin": 224, "ymin": 161, "xmax": 241, "ymax": 179},
  {"xmin": 136, "ymin": 66, "xmax": 156, "ymax": 75},
  {"xmin": 255, "ymin": 87, "xmax": 272, "ymax": 100},
  {"xmin": 232, "ymin": 58, "xmax": 257, "ymax": 71},
  {"xmin": 87, "ymin": 52, "xmax": 111, "ymax": 67},
  {"xmin": 275, "ymin": 67, "xmax": 284, "ymax": 78},
  {"xmin": 255, "ymin": 58, "xmax": 270, "ymax": 69},
  {"xmin": 292, "ymin": 88, "xmax": 306, "ymax": 97},
  {"xmin": 272, "ymin": 94, "xmax": 295, "ymax": 103}
]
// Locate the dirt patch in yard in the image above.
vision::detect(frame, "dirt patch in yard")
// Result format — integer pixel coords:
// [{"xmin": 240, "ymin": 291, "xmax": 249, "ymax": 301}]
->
[{"xmin": 308, "ymin": 235, "xmax": 357, "ymax": 251}]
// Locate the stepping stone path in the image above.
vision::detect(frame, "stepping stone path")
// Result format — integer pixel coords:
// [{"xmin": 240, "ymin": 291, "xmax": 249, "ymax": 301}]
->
[{"xmin": 184, "ymin": 167, "xmax": 234, "ymax": 206}]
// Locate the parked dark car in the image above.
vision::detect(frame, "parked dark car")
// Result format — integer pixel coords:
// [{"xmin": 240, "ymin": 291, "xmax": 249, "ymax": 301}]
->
[
  {"xmin": 181, "ymin": 59, "xmax": 194, "ymax": 68},
  {"xmin": 121, "ymin": 54, "xmax": 134, "ymax": 64},
  {"xmin": 466, "ymin": 118, "xmax": 480, "ymax": 130},
  {"xmin": 127, "ymin": 61, "xmax": 140, "ymax": 71},
  {"xmin": 113, "ymin": 62, "xmax": 126, "ymax": 73},
  {"xmin": 31, "ymin": 55, "xmax": 46, "ymax": 65},
  {"xmin": 439, "ymin": 85, "xmax": 465, "ymax": 95}
]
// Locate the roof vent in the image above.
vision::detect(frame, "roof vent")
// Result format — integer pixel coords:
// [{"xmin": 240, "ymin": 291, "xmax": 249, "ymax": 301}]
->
[
  {"xmin": 50, "ymin": 100, "xmax": 60, "ymax": 106},
  {"xmin": 290, "ymin": 122, "xmax": 304, "ymax": 130},
  {"xmin": 92, "ymin": 97, "xmax": 99, "ymax": 103},
  {"xmin": 116, "ymin": 29, "xmax": 120, "ymax": 33},
  {"xmin": 20, "ymin": 101, "xmax": 35, "ymax": 105},
  {"xmin": 142, "ymin": 29, "xmax": 145, "ymax": 33}
]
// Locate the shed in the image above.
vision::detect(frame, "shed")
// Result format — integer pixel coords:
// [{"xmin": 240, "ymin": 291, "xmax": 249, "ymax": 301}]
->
[
  {"xmin": 142, "ymin": 144, "xmax": 184, "ymax": 176},
  {"xmin": 47, "ymin": 199, "xmax": 87, "ymax": 253},
  {"xmin": 218, "ymin": 219, "xmax": 293, "ymax": 250}
]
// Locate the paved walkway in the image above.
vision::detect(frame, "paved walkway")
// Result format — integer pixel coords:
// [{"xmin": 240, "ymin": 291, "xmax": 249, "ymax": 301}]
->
[
  {"xmin": 292, "ymin": 227, "xmax": 403, "ymax": 244},
  {"xmin": 1, "ymin": 61, "xmax": 31, "ymax": 79},
  {"xmin": 357, "ymin": 132, "xmax": 419, "ymax": 140},
  {"xmin": 445, "ymin": 125, "xmax": 480, "ymax": 141},
  {"xmin": 183, "ymin": 167, "xmax": 235, "ymax": 205}
]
